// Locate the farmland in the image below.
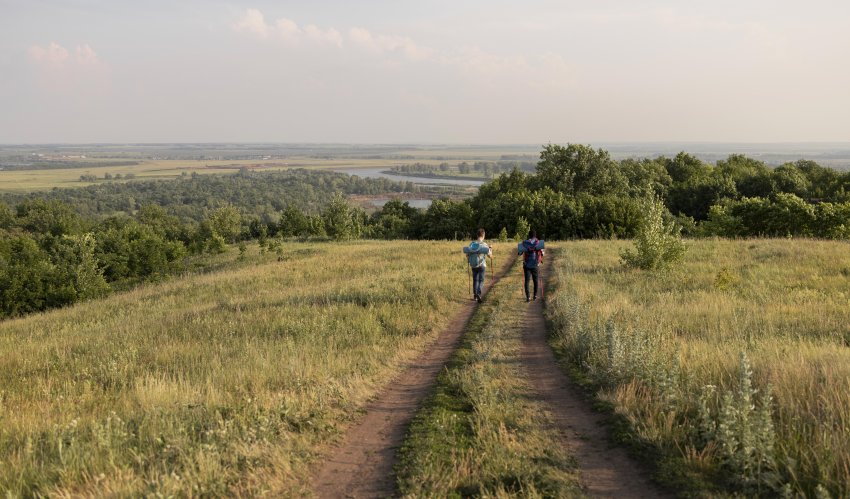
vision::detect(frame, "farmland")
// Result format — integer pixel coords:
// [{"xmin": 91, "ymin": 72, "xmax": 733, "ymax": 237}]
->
[{"xmin": 0, "ymin": 145, "xmax": 538, "ymax": 193}]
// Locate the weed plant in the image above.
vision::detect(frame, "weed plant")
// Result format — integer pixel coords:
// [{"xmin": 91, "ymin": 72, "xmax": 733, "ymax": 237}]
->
[{"xmin": 548, "ymin": 240, "xmax": 850, "ymax": 497}]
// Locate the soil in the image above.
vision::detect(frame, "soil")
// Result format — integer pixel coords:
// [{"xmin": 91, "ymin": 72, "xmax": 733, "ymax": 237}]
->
[
  {"xmin": 311, "ymin": 254, "xmax": 517, "ymax": 499},
  {"xmin": 519, "ymin": 258, "xmax": 670, "ymax": 498}
]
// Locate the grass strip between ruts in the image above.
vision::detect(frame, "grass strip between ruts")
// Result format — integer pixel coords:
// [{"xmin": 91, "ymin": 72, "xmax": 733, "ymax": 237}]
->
[{"xmin": 397, "ymin": 258, "xmax": 582, "ymax": 498}]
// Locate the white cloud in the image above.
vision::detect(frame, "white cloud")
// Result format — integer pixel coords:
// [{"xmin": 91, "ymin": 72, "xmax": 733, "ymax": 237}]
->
[
  {"xmin": 347, "ymin": 27, "xmax": 434, "ymax": 60},
  {"xmin": 274, "ymin": 17, "xmax": 301, "ymax": 41},
  {"xmin": 233, "ymin": 9, "xmax": 341, "ymax": 47},
  {"xmin": 304, "ymin": 24, "xmax": 343, "ymax": 47},
  {"xmin": 233, "ymin": 8, "xmax": 269, "ymax": 37},
  {"xmin": 29, "ymin": 42, "xmax": 102, "ymax": 67},
  {"xmin": 28, "ymin": 42, "xmax": 70, "ymax": 66}
]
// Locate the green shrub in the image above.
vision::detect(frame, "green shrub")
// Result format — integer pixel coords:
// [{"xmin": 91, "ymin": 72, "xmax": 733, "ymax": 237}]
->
[{"xmin": 621, "ymin": 195, "xmax": 686, "ymax": 270}]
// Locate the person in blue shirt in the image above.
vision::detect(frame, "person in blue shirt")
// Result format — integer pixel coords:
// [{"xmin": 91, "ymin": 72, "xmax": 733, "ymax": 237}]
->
[
  {"xmin": 518, "ymin": 230, "xmax": 544, "ymax": 302},
  {"xmin": 465, "ymin": 228, "xmax": 492, "ymax": 303}
]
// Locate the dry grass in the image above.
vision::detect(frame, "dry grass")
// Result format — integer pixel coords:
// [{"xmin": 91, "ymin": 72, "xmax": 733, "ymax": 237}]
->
[
  {"xmin": 548, "ymin": 239, "xmax": 850, "ymax": 496},
  {"xmin": 398, "ymin": 260, "xmax": 582, "ymax": 498},
  {"xmin": 0, "ymin": 240, "xmax": 472, "ymax": 496}
]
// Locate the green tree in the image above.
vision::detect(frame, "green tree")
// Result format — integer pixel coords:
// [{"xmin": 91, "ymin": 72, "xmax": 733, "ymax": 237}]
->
[
  {"xmin": 421, "ymin": 199, "xmax": 473, "ymax": 240},
  {"xmin": 207, "ymin": 205, "xmax": 242, "ymax": 243},
  {"xmin": 514, "ymin": 216, "xmax": 530, "ymax": 241},
  {"xmin": 536, "ymin": 143, "xmax": 628, "ymax": 196},
  {"xmin": 278, "ymin": 204, "xmax": 311, "ymax": 238},
  {"xmin": 58, "ymin": 233, "xmax": 110, "ymax": 300},
  {"xmin": 621, "ymin": 195, "xmax": 686, "ymax": 271},
  {"xmin": 322, "ymin": 193, "xmax": 359, "ymax": 241}
]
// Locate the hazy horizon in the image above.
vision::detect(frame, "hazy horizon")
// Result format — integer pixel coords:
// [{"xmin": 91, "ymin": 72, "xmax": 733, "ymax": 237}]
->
[{"xmin": 2, "ymin": 1, "xmax": 849, "ymax": 144}]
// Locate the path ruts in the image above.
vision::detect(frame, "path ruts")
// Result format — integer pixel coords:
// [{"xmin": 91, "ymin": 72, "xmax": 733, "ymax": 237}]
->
[
  {"xmin": 311, "ymin": 253, "xmax": 517, "ymax": 499},
  {"xmin": 520, "ymin": 256, "xmax": 669, "ymax": 498}
]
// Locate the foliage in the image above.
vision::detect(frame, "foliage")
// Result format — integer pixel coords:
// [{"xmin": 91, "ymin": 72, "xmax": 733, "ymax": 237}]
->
[
  {"xmin": 621, "ymin": 195, "xmax": 686, "ymax": 270},
  {"xmin": 322, "ymin": 193, "xmax": 364, "ymax": 241},
  {"xmin": 514, "ymin": 216, "xmax": 530, "ymax": 241}
]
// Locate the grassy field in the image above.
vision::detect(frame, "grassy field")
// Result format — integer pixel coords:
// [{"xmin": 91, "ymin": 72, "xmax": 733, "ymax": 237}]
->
[
  {"xmin": 0, "ymin": 158, "xmax": 384, "ymax": 193},
  {"xmin": 0, "ymin": 240, "xmax": 474, "ymax": 496},
  {"xmin": 0, "ymin": 151, "xmax": 533, "ymax": 193},
  {"xmin": 397, "ymin": 259, "xmax": 581, "ymax": 497},
  {"xmin": 547, "ymin": 239, "xmax": 850, "ymax": 497}
]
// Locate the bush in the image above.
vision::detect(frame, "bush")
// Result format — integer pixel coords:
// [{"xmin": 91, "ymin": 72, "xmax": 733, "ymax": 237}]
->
[{"xmin": 621, "ymin": 195, "xmax": 686, "ymax": 270}]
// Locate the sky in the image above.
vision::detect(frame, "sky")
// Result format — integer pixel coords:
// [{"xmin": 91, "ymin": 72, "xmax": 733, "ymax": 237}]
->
[{"xmin": 1, "ymin": 0, "xmax": 849, "ymax": 144}]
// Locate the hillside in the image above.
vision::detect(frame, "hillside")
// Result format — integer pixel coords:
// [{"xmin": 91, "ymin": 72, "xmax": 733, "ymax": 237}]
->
[
  {"xmin": 0, "ymin": 240, "xmax": 473, "ymax": 496},
  {"xmin": 548, "ymin": 239, "xmax": 850, "ymax": 496}
]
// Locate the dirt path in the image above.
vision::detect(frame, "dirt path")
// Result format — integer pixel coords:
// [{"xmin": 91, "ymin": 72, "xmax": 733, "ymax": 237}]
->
[
  {"xmin": 311, "ymin": 254, "xmax": 517, "ymax": 499},
  {"xmin": 520, "ymin": 258, "xmax": 669, "ymax": 498}
]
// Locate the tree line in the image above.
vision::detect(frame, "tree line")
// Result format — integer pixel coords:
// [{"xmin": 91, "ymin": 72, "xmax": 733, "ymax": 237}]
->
[
  {"xmin": 371, "ymin": 144, "xmax": 850, "ymax": 240},
  {"xmin": 5, "ymin": 146, "xmax": 850, "ymax": 319}
]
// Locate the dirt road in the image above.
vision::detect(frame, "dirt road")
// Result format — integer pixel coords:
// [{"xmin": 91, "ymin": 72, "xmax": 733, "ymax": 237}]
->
[
  {"xmin": 311, "ymin": 254, "xmax": 517, "ymax": 499},
  {"xmin": 519, "ymin": 258, "xmax": 669, "ymax": 498}
]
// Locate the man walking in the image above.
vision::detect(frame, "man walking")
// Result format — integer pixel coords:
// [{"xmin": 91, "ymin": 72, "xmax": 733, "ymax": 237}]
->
[
  {"xmin": 464, "ymin": 228, "xmax": 492, "ymax": 303},
  {"xmin": 518, "ymin": 230, "xmax": 544, "ymax": 302}
]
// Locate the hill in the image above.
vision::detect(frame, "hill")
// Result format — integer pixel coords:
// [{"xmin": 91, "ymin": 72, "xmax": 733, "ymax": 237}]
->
[{"xmin": 0, "ymin": 240, "xmax": 470, "ymax": 496}]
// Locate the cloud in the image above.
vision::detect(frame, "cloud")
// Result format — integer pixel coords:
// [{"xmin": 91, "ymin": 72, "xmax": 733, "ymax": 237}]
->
[
  {"xmin": 28, "ymin": 42, "xmax": 69, "ymax": 66},
  {"xmin": 304, "ymin": 24, "xmax": 343, "ymax": 47},
  {"xmin": 233, "ymin": 9, "xmax": 341, "ymax": 47},
  {"xmin": 233, "ymin": 8, "xmax": 269, "ymax": 37},
  {"xmin": 348, "ymin": 27, "xmax": 434, "ymax": 60},
  {"xmin": 29, "ymin": 42, "xmax": 103, "ymax": 68},
  {"xmin": 230, "ymin": 9, "xmax": 574, "ymax": 92},
  {"xmin": 27, "ymin": 42, "xmax": 108, "ymax": 96}
]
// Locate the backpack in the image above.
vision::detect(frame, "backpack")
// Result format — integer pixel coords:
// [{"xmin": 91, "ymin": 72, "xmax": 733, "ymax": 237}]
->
[
  {"xmin": 464, "ymin": 241, "xmax": 489, "ymax": 268},
  {"xmin": 520, "ymin": 239, "xmax": 543, "ymax": 268}
]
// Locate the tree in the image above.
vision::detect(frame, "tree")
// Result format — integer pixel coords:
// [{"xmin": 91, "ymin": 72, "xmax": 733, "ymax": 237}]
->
[
  {"xmin": 421, "ymin": 199, "xmax": 473, "ymax": 240},
  {"xmin": 57, "ymin": 233, "xmax": 110, "ymax": 300},
  {"xmin": 370, "ymin": 199, "xmax": 419, "ymax": 239},
  {"xmin": 207, "ymin": 205, "xmax": 241, "ymax": 243},
  {"xmin": 536, "ymin": 143, "xmax": 628, "ymax": 196},
  {"xmin": 322, "ymin": 193, "xmax": 360, "ymax": 241},
  {"xmin": 514, "ymin": 216, "xmax": 530, "ymax": 241},
  {"xmin": 621, "ymin": 195, "xmax": 686, "ymax": 271},
  {"xmin": 278, "ymin": 204, "xmax": 311, "ymax": 237}
]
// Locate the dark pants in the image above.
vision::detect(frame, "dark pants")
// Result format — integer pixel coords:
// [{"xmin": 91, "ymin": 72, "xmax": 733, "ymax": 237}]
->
[
  {"xmin": 471, "ymin": 266, "xmax": 486, "ymax": 297},
  {"xmin": 523, "ymin": 266, "xmax": 539, "ymax": 299}
]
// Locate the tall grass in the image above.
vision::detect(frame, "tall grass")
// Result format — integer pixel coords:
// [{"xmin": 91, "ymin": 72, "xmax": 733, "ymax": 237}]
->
[
  {"xmin": 547, "ymin": 239, "xmax": 850, "ymax": 497},
  {"xmin": 0, "ymin": 240, "xmax": 473, "ymax": 496},
  {"xmin": 397, "ymin": 260, "xmax": 581, "ymax": 497}
]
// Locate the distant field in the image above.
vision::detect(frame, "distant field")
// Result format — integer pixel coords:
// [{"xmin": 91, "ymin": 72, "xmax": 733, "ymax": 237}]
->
[
  {"xmin": 548, "ymin": 239, "xmax": 850, "ymax": 496},
  {"xmin": 0, "ymin": 158, "xmax": 391, "ymax": 193},
  {"xmin": 0, "ymin": 157, "xmax": 489, "ymax": 193},
  {"xmin": 0, "ymin": 240, "xmax": 470, "ymax": 496}
]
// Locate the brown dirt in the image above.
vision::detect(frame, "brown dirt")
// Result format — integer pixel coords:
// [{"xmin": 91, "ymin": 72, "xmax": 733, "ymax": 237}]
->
[
  {"xmin": 311, "ymin": 254, "xmax": 517, "ymax": 499},
  {"xmin": 520, "ymin": 257, "xmax": 670, "ymax": 498}
]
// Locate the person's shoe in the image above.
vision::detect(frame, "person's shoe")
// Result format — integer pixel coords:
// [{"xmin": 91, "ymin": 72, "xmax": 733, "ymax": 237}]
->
[
  {"xmin": 473, "ymin": 294, "xmax": 479, "ymax": 302},
  {"xmin": 525, "ymin": 297, "xmax": 531, "ymax": 303},
  {"xmin": 533, "ymin": 295, "xmax": 538, "ymax": 301},
  {"xmin": 476, "ymin": 295, "xmax": 483, "ymax": 303}
]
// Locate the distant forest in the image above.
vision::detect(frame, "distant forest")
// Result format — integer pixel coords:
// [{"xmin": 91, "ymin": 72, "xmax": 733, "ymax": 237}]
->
[{"xmin": 4, "ymin": 145, "xmax": 850, "ymax": 319}]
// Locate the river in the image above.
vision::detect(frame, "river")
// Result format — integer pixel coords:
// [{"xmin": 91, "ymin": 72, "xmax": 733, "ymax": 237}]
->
[{"xmin": 332, "ymin": 167, "xmax": 487, "ymax": 187}]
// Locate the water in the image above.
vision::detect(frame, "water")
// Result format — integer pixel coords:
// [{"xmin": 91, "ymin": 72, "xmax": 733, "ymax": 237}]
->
[
  {"xmin": 333, "ymin": 167, "xmax": 487, "ymax": 187},
  {"xmin": 370, "ymin": 198, "xmax": 432, "ymax": 209}
]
